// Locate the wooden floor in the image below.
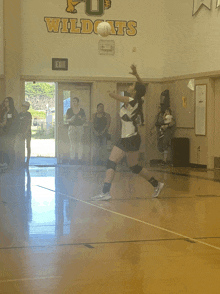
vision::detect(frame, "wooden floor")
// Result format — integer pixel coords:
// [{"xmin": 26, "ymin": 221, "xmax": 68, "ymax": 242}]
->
[{"xmin": 1, "ymin": 164, "xmax": 220, "ymax": 293}]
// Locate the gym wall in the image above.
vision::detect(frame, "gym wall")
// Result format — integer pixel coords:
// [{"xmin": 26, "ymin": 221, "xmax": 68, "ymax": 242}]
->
[
  {"xmin": 20, "ymin": 0, "xmax": 165, "ymax": 79},
  {"xmin": 162, "ymin": 0, "xmax": 220, "ymax": 78},
  {"xmin": 214, "ymin": 79, "xmax": 220, "ymax": 160},
  {"xmin": 145, "ymin": 77, "xmax": 215, "ymax": 167},
  {"xmin": 0, "ymin": 0, "xmax": 3, "ymax": 76},
  {"xmin": 3, "ymin": 0, "xmax": 220, "ymax": 169},
  {"xmin": 0, "ymin": 78, "xmax": 5, "ymax": 103}
]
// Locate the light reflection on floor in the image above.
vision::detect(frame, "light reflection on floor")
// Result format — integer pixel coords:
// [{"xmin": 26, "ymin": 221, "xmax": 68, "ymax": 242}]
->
[
  {"xmin": 26, "ymin": 167, "xmax": 72, "ymax": 242},
  {"xmin": 1, "ymin": 164, "xmax": 220, "ymax": 248},
  {"xmin": 1, "ymin": 165, "xmax": 220, "ymax": 293}
]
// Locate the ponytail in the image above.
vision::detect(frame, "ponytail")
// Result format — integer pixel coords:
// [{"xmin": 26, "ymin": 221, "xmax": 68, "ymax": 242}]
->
[{"xmin": 131, "ymin": 83, "xmax": 146, "ymax": 125}]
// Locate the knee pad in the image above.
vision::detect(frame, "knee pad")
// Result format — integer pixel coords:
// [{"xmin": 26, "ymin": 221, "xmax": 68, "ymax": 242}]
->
[
  {"xmin": 107, "ymin": 160, "xmax": 117, "ymax": 170},
  {"xmin": 130, "ymin": 164, "xmax": 143, "ymax": 174}
]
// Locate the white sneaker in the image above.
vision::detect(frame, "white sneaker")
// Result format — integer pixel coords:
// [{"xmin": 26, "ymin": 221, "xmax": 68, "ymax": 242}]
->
[
  {"xmin": 91, "ymin": 193, "xmax": 111, "ymax": 201},
  {"xmin": 152, "ymin": 182, "xmax": 164, "ymax": 198}
]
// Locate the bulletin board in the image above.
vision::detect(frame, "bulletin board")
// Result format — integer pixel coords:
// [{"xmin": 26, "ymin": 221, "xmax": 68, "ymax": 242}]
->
[{"xmin": 195, "ymin": 84, "xmax": 206, "ymax": 136}]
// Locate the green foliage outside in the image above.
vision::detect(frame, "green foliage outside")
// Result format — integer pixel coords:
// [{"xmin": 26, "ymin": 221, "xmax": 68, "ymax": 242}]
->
[
  {"xmin": 29, "ymin": 108, "xmax": 46, "ymax": 119},
  {"xmin": 31, "ymin": 126, "xmax": 55, "ymax": 139},
  {"xmin": 25, "ymin": 82, "xmax": 56, "ymax": 139},
  {"xmin": 25, "ymin": 82, "xmax": 55, "ymax": 99}
]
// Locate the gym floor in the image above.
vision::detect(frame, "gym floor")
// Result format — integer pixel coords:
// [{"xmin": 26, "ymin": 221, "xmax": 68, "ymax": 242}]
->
[{"xmin": 1, "ymin": 164, "xmax": 220, "ymax": 293}]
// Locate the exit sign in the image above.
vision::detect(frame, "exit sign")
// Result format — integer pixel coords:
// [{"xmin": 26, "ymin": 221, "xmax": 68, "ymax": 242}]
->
[{"xmin": 52, "ymin": 58, "xmax": 68, "ymax": 70}]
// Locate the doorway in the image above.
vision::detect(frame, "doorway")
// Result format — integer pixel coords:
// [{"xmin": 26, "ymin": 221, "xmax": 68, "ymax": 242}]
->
[
  {"xmin": 56, "ymin": 82, "xmax": 92, "ymax": 164},
  {"xmin": 25, "ymin": 81, "xmax": 56, "ymax": 165}
]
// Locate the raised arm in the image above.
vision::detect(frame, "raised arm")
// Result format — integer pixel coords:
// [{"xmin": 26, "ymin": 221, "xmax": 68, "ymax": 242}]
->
[
  {"xmin": 129, "ymin": 64, "xmax": 144, "ymax": 85},
  {"xmin": 108, "ymin": 92, "xmax": 130, "ymax": 103}
]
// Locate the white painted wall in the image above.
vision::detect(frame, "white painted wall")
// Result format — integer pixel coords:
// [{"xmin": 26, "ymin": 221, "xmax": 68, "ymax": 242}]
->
[
  {"xmin": 162, "ymin": 0, "xmax": 220, "ymax": 77},
  {"xmin": 15, "ymin": 0, "xmax": 220, "ymax": 79},
  {"xmin": 20, "ymin": 0, "xmax": 165, "ymax": 78},
  {"xmin": 0, "ymin": 0, "xmax": 4, "ymax": 75}
]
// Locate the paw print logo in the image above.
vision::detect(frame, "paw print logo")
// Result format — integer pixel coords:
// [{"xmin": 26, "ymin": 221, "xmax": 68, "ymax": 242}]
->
[
  {"xmin": 66, "ymin": 0, "xmax": 112, "ymax": 14},
  {"xmin": 104, "ymin": 0, "xmax": 111, "ymax": 9},
  {"xmin": 66, "ymin": 0, "xmax": 85, "ymax": 14}
]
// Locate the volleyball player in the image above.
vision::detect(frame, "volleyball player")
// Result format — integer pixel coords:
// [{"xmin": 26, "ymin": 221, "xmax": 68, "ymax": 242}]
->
[{"xmin": 92, "ymin": 65, "xmax": 164, "ymax": 200}]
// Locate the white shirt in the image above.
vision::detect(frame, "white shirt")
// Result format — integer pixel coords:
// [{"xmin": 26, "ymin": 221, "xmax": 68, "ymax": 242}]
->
[
  {"xmin": 120, "ymin": 97, "xmax": 138, "ymax": 138},
  {"xmin": 164, "ymin": 114, "xmax": 172, "ymax": 124}
]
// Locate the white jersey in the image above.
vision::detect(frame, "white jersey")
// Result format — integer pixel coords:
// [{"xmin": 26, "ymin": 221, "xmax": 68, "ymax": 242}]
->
[
  {"xmin": 120, "ymin": 97, "xmax": 139, "ymax": 138},
  {"xmin": 164, "ymin": 114, "xmax": 172, "ymax": 124}
]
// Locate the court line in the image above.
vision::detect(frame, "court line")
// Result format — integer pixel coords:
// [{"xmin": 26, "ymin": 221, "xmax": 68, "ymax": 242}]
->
[
  {"xmin": 1, "ymin": 236, "xmax": 220, "ymax": 251},
  {"xmin": 27, "ymin": 164, "xmax": 220, "ymax": 182},
  {"xmin": 0, "ymin": 238, "xmax": 191, "ymax": 251},
  {"xmin": 37, "ymin": 185, "xmax": 220, "ymax": 252},
  {"xmin": 151, "ymin": 168, "xmax": 220, "ymax": 183},
  {"xmin": 0, "ymin": 276, "xmax": 62, "ymax": 283}
]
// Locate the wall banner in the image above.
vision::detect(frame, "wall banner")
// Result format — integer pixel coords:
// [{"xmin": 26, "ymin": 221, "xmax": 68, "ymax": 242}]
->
[
  {"xmin": 44, "ymin": 0, "xmax": 137, "ymax": 36},
  {"xmin": 192, "ymin": 0, "xmax": 211, "ymax": 15}
]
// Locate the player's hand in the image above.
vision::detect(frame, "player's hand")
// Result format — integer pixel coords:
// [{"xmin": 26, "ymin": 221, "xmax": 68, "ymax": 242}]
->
[{"xmin": 129, "ymin": 64, "xmax": 137, "ymax": 76}]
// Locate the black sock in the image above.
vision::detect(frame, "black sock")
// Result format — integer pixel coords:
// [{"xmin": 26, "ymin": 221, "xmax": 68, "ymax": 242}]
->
[
  {"xmin": 102, "ymin": 182, "xmax": 111, "ymax": 194},
  {"xmin": 148, "ymin": 177, "xmax": 158, "ymax": 188}
]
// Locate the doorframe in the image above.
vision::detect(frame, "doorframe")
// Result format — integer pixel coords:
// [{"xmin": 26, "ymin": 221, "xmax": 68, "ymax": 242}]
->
[
  {"xmin": 23, "ymin": 79, "xmax": 57, "ymax": 160},
  {"xmin": 56, "ymin": 81, "xmax": 93, "ymax": 164}
]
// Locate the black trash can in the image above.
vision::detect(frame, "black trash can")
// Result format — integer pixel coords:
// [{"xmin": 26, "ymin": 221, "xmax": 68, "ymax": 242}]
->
[{"xmin": 171, "ymin": 138, "xmax": 190, "ymax": 167}]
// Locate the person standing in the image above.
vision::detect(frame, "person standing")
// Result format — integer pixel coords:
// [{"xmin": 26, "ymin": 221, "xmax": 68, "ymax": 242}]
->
[
  {"xmin": 0, "ymin": 97, "xmax": 18, "ymax": 133},
  {"xmin": 92, "ymin": 103, "xmax": 111, "ymax": 165},
  {"xmin": 0, "ymin": 97, "xmax": 18, "ymax": 169},
  {"xmin": 66, "ymin": 97, "xmax": 86, "ymax": 164},
  {"xmin": 155, "ymin": 107, "xmax": 175, "ymax": 165},
  {"xmin": 92, "ymin": 65, "xmax": 164, "ymax": 201},
  {"xmin": 15, "ymin": 101, "xmax": 32, "ymax": 166},
  {"xmin": 159, "ymin": 108, "xmax": 173, "ymax": 139}
]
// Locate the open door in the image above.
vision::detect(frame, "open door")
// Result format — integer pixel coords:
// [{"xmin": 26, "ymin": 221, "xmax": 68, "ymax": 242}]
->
[{"xmin": 56, "ymin": 82, "xmax": 91, "ymax": 164}]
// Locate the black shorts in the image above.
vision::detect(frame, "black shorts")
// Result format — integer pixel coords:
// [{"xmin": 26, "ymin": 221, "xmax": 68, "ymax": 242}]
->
[{"xmin": 116, "ymin": 134, "xmax": 141, "ymax": 152}]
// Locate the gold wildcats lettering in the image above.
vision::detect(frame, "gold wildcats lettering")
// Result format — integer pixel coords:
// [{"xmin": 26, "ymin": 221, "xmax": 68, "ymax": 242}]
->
[
  {"xmin": 44, "ymin": 18, "xmax": 61, "ymax": 33},
  {"xmin": 66, "ymin": 0, "xmax": 111, "ymax": 14},
  {"xmin": 44, "ymin": 17, "xmax": 137, "ymax": 36}
]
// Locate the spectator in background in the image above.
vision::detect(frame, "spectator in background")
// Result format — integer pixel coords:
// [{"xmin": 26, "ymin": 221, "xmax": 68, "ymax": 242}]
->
[
  {"xmin": 0, "ymin": 97, "xmax": 18, "ymax": 133},
  {"xmin": 0, "ymin": 100, "xmax": 7, "ymax": 170},
  {"xmin": 15, "ymin": 101, "xmax": 32, "ymax": 166},
  {"xmin": 66, "ymin": 97, "xmax": 86, "ymax": 164},
  {"xmin": 92, "ymin": 103, "xmax": 111, "ymax": 165},
  {"xmin": 159, "ymin": 108, "xmax": 173, "ymax": 139},
  {"xmin": 0, "ymin": 97, "xmax": 18, "ymax": 169},
  {"xmin": 155, "ymin": 107, "xmax": 175, "ymax": 165}
]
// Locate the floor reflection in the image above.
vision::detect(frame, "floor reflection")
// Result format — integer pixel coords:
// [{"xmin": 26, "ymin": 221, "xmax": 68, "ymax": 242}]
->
[
  {"xmin": 2, "ymin": 165, "xmax": 220, "ymax": 292},
  {"xmin": 28, "ymin": 167, "xmax": 75, "ymax": 243},
  {"xmin": 1, "ymin": 164, "xmax": 220, "ymax": 249},
  {"xmin": 26, "ymin": 168, "xmax": 56, "ymax": 238}
]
